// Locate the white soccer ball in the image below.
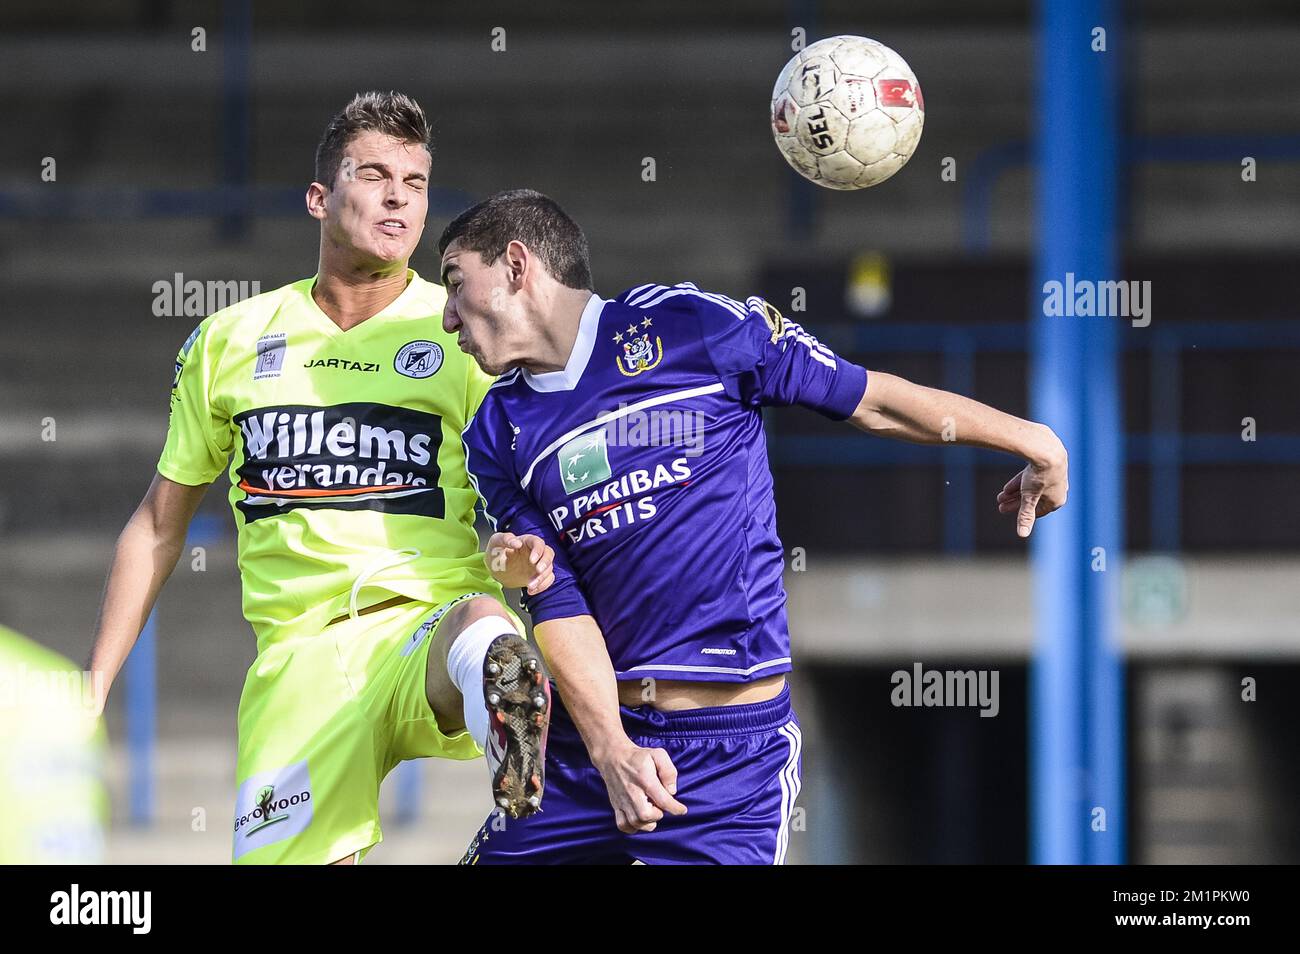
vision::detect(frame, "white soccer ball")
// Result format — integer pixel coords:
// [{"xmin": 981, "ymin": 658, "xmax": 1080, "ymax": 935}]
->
[{"xmin": 770, "ymin": 35, "xmax": 925, "ymax": 190}]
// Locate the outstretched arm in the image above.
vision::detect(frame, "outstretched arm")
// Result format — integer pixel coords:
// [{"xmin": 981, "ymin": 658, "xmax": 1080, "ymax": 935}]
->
[
  {"xmin": 688, "ymin": 292, "xmax": 1067, "ymax": 537},
  {"xmin": 848, "ymin": 371, "xmax": 1068, "ymax": 537}
]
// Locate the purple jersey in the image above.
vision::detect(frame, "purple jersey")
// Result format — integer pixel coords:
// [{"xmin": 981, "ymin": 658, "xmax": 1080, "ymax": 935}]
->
[{"xmin": 461, "ymin": 282, "xmax": 867, "ymax": 683}]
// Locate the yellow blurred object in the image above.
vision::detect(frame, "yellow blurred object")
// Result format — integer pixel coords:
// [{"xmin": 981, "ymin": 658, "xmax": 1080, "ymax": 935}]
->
[
  {"xmin": 846, "ymin": 252, "xmax": 892, "ymax": 318},
  {"xmin": 0, "ymin": 625, "xmax": 108, "ymax": 864}
]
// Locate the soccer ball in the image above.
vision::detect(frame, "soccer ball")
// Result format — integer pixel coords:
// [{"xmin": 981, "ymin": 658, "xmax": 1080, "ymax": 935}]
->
[{"xmin": 770, "ymin": 35, "xmax": 925, "ymax": 190}]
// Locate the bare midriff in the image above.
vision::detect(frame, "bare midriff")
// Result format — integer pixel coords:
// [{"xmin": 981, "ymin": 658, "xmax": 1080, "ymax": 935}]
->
[{"xmin": 616, "ymin": 673, "xmax": 786, "ymax": 711}]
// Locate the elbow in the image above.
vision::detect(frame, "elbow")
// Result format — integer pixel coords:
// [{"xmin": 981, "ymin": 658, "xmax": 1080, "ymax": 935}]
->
[
  {"xmin": 126, "ymin": 500, "xmax": 189, "ymax": 561},
  {"xmin": 849, "ymin": 370, "xmax": 897, "ymax": 432}
]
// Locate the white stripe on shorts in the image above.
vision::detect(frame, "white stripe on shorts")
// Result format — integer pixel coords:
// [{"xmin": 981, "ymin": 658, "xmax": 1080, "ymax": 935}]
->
[{"xmin": 774, "ymin": 720, "xmax": 803, "ymax": 865}]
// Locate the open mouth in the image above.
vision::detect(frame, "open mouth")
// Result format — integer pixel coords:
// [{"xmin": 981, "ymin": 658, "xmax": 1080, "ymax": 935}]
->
[{"xmin": 376, "ymin": 219, "xmax": 407, "ymax": 235}]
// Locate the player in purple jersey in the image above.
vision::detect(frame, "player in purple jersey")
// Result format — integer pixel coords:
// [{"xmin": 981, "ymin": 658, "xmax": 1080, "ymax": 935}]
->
[{"xmin": 439, "ymin": 190, "xmax": 1068, "ymax": 864}]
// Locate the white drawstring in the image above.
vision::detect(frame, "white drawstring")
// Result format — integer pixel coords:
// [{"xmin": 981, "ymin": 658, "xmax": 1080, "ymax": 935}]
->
[{"xmin": 348, "ymin": 548, "xmax": 422, "ymax": 621}]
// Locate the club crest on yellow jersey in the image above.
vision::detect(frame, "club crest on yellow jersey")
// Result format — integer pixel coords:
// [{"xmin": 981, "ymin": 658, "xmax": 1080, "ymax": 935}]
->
[{"xmin": 395, "ymin": 339, "xmax": 443, "ymax": 379}]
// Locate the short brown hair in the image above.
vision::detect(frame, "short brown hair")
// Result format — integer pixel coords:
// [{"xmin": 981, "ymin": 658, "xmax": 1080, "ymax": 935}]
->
[
  {"xmin": 438, "ymin": 189, "xmax": 593, "ymax": 291},
  {"xmin": 314, "ymin": 91, "xmax": 432, "ymax": 189}
]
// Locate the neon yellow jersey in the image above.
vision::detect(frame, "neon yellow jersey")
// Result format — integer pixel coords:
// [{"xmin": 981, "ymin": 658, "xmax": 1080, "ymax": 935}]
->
[
  {"xmin": 158, "ymin": 270, "xmax": 505, "ymax": 650},
  {"xmin": 0, "ymin": 625, "xmax": 107, "ymax": 863}
]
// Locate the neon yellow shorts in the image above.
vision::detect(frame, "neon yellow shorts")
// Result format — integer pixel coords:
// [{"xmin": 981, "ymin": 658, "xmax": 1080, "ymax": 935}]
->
[{"xmin": 231, "ymin": 593, "xmax": 520, "ymax": 865}]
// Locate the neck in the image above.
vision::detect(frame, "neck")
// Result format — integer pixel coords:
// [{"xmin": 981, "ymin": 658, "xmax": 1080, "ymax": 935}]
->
[
  {"xmin": 312, "ymin": 254, "xmax": 411, "ymax": 331},
  {"xmin": 519, "ymin": 286, "xmax": 595, "ymax": 374}
]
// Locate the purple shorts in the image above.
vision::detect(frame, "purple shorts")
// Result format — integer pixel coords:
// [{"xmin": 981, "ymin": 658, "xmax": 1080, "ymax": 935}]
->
[{"xmin": 460, "ymin": 684, "xmax": 803, "ymax": 865}]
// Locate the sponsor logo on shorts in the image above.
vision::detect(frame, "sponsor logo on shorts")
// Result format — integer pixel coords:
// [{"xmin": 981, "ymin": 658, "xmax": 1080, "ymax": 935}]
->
[
  {"xmin": 244, "ymin": 784, "xmax": 297, "ymax": 835},
  {"xmin": 395, "ymin": 340, "xmax": 443, "ymax": 378},
  {"xmin": 253, "ymin": 333, "xmax": 287, "ymax": 381},
  {"xmin": 233, "ymin": 760, "xmax": 314, "ymax": 860}
]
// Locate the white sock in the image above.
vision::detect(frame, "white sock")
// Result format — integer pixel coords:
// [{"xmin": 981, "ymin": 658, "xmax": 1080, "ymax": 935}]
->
[{"xmin": 445, "ymin": 615, "xmax": 516, "ymax": 750}]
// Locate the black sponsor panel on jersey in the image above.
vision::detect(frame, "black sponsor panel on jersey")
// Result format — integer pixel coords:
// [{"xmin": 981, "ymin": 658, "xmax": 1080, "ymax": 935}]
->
[{"xmin": 233, "ymin": 402, "xmax": 445, "ymax": 522}]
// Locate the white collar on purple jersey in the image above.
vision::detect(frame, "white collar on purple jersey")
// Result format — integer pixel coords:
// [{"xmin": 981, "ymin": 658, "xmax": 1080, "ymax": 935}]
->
[{"xmin": 521, "ymin": 292, "xmax": 607, "ymax": 392}]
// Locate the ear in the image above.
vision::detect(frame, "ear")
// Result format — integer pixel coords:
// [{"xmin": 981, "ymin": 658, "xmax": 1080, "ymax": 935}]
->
[
  {"xmin": 504, "ymin": 239, "xmax": 530, "ymax": 287},
  {"xmin": 305, "ymin": 182, "xmax": 329, "ymax": 221}
]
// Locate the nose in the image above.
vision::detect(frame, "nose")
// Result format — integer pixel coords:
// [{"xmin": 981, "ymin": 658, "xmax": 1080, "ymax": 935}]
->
[
  {"xmin": 442, "ymin": 299, "xmax": 460, "ymax": 334},
  {"xmin": 384, "ymin": 181, "xmax": 407, "ymax": 209}
]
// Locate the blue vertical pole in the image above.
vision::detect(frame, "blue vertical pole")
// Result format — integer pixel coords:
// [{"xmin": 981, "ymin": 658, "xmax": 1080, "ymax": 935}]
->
[
  {"xmin": 1081, "ymin": 0, "xmax": 1126, "ymax": 868},
  {"xmin": 125, "ymin": 610, "xmax": 157, "ymax": 825},
  {"xmin": 1082, "ymin": 0, "xmax": 1127, "ymax": 856},
  {"xmin": 1031, "ymin": 0, "xmax": 1125, "ymax": 864}
]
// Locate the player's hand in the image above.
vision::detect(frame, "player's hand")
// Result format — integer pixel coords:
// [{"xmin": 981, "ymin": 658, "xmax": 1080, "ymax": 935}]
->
[
  {"xmin": 592, "ymin": 738, "xmax": 688, "ymax": 834},
  {"xmin": 485, "ymin": 532, "xmax": 554, "ymax": 595},
  {"xmin": 996, "ymin": 429, "xmax": 1068, "ymax": 538}
]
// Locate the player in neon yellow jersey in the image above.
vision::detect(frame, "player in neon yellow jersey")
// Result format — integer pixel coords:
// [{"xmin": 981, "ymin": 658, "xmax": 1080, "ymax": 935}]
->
[
  {"xmin": 0, "ymin": 624, "xmax": 107, "ymax": 864},
  {"xmin": 86, "ymin": 92, "xmax": 556, "ymax": 865}
]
